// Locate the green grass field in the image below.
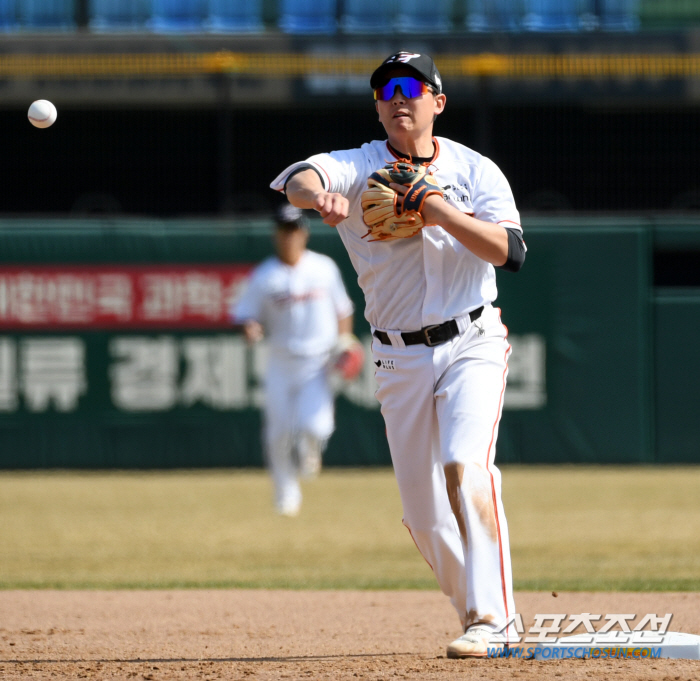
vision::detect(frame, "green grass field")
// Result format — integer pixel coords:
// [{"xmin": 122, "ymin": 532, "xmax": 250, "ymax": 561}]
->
[{"xmin": 0, "ymin": 466, "xmax": 698, "ymax": 590}]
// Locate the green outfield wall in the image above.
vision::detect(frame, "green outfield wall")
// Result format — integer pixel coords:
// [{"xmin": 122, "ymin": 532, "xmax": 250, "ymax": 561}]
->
[{"xmin": 0, "ymin": 216, "xmax": 697, "ymax": 467}]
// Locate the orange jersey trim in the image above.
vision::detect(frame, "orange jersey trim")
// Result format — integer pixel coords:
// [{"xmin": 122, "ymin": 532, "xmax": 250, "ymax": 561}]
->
[
  {"xmin": 385, "ymin": 137, "xmax": 441, "ymax": 166},
  {"xmin": 317, "ymin": 163, "xmax": 332, "ymax": 191},
  {"xmin": 485, "ymin": 308, "xmax": 511, "ymax": 629},
  {"xmin": 498, "ymin": 220, "xmax": 522, "ymax": 229}
]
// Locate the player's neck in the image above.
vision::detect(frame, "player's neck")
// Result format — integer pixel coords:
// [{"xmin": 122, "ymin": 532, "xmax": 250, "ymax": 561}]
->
[
  {"xmin": 278, "ymin": 250, "xmax": 305, "ymax": 267},
  {"xmin": 387, "ymin": 135, "xmax": 435, "ymax": 162}
]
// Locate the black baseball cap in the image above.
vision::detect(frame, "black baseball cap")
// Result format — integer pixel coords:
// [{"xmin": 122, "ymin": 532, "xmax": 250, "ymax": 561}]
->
[
  {"xmin": 275, "ymin": 203, "xmax": 308, "ymax": 230},
  {"xmin": 370, "ymin": 51, "xmax": 443, "ymax": 94}
]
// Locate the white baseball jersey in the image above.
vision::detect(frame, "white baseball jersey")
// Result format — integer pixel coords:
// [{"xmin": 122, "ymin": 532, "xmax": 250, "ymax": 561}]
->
[
  {"xmin": 270, "ymin": 136, "xmax": 521, "ymax": 332},
  {"xmin": 232, "ymin": 250, "xmax": 354, "ymax": 357}
]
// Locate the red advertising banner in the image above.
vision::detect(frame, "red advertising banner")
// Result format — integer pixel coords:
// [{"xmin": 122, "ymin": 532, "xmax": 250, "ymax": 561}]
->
[{"xmin": 0, "ymin": 265, "xmax": 254, "ymax": 329}]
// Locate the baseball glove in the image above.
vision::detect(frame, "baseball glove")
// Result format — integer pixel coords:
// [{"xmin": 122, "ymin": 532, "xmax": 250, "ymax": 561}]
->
[
  {"xmin": 360, "ymin": 161, "xmax": 444, "ymax": 242},
  {"xmin": 332, "ymin": 333, "xmax": 365, "ymax": 381}
]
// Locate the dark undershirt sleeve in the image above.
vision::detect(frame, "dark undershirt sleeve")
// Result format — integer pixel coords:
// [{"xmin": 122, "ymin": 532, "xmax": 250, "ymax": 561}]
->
[
  {"xmin": 497, "ymin": 227, "xmax": 526, "ymax": 273},
  {"xmin": 283, "ymin": 164, "xmax": 326, "ymax": 194}
]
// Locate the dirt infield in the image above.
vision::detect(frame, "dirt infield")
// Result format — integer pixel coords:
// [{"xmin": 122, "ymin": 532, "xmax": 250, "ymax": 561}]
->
[{"xmin": 0, "ymin": 590, "xmax": 698, "ymax": 680}]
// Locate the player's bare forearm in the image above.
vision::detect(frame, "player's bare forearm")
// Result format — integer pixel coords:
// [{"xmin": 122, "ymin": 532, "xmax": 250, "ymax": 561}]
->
[
  {"xmin": 284, "ymin": 170, "xmax": 324, "ymax": 209},
  {"xmin": 337, "ymin": 314, "xmax": 353, "ymax": 336},
  {"xmin": 422, "ymin": 194, "xmax": 509, "ymax": 266},
  {"xmin": 285, "ymin": 169, "xmax": 350, "ymax": 226},
  {"xmin": 243, "ymin": 320, "xmax": 264, "ymax": 344}
]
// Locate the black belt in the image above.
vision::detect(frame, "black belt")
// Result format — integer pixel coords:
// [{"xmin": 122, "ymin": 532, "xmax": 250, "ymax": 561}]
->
[{"xmin": 373, "ymin": 306, "xmax": 484, "ymax": 348}]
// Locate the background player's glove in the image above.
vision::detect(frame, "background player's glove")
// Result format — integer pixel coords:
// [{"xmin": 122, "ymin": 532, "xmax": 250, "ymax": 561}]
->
[
  {"xmin": 360, "ymin": 162, "xmax": 444, "ymax": 242},
  {"xmin": 332, "ymin": 333, "xmax": 365, "ymax": 381}
]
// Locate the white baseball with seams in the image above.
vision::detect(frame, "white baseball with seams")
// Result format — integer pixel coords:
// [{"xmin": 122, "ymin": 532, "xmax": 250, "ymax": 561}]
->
[{"xmin": 28, "ymin": 100, "xmax": 58, "ymax": 128}]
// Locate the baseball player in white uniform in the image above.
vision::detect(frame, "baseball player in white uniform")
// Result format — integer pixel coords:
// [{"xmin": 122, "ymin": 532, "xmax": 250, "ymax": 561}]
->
[
  {"xmin": 232, "ymin": 204, "xmax": 355, "ymax": 517},
  {"xmin": 271, "ymin": 52, "xmax": 526, "ymax": 656}
]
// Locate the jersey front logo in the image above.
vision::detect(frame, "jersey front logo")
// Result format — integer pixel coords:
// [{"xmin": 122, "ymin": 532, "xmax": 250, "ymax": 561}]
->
[
  {"xmin": 270, "ymin": 290, "xmax": 323, "ymax": 307},
  {"xmin": 442, "ymin": 183, "xmax": 472, "ymax": 205}
]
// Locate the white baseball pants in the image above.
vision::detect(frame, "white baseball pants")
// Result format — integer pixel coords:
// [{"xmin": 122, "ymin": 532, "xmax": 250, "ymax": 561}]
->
[
  {"xmin": 264, "ymin": 353, "xmax": 335, "ymax": 512},
  {"xmin": 372, "ymin": 305, "xmax": 516, "ymax": 636}
]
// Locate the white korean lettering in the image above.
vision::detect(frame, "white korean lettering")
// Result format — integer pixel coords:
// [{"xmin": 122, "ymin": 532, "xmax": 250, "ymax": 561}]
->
[
  {"xmin": 631, "ymin": 614, "xmax": 673, "ymax": 643},
  {"xmin": 54, "ymin": 275, "xmax": 95, "ymax": 323},
  {"xmin": 180, "ymin": 336, "xmax": 248, "ymax": 409},
  {"xmin": 13, "ymin": 274, "xmax": 52, "ymax": 324},
  {"xmin": 633, "ymin": 613, "xmax": 672, "ymax": 634},
  {"xmin": 183, "ymin": 273, "xmax": 223, "ymax": 320},
  {"xmin": 141, "ymin": 275, "xmax": 183, "ymax": 321},
  {"xmin": 97, "ymin": 274, "xmax": 133, "ymax": 321},
  {"xmin": 20, "ymin": 337, "xmax": 86, "ymax": 412},
  {"xmin": 492, "ymin": 613, "xmax": 525, "ymax": 644},
  {"xmin": 524, "ymin": 614, "xmax": 567, "ymax": 643},
  {"xmin": 109, "ymin": 336, "xmax": 178, "ymax": 411},
  {"xmin": 599, "ymin": 613, "xmax": 636, "ymax": 633},
  {"xmin": 560, "ymin": 612, "xmax": 602, "ymax": 644},
  {"xmin": 505, "ymin": 334, "xmax": 547, "ymax": 409},
  {"xmin": 0, "ymin": 338, "xmax": 18, "ymax": 411}
]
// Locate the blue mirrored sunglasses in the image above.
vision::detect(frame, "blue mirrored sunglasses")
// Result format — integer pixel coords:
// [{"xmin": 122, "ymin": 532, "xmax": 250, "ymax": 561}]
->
[{"xmin": 373, "ymin": 76, "xmax": 432, "ymax": 101}]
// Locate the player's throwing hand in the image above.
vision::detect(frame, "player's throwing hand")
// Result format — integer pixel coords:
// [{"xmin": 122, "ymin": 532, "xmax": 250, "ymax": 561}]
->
[{"xmin": 314, "ymin": 191, "xmax": 350, "ymax": 226}]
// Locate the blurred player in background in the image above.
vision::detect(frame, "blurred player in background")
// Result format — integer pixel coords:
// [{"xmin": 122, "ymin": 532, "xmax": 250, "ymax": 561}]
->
[{"xmin": 232, "ymin": 204, "xmax": 361, "ymax": 517}]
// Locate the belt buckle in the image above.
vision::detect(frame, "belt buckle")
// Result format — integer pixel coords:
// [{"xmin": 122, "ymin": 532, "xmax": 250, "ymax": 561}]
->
[{"xmin": 422, "ymin": 324, "xmax": 442, "ymax": 347}]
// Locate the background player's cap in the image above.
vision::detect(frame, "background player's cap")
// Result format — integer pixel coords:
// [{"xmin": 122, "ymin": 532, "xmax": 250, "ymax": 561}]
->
[
  {"xmin": 275, "ymin": 203, "xmax": 308, "ymax": 230},
  {"xmin": 370, "ymin": 51, "xmax": 442, "ymax": 94}
]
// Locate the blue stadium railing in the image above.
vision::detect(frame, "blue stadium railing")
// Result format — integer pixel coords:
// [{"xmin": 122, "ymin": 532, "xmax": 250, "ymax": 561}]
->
[
  {"xmin": 279, "ymin": 0, "xmax": 337, "ymax": 34},
  {"xmin": 0, "ymin": 0, "xmax": 695, "ymax": 33},
  {"xmin": 89, "ymin": 0, "xmax": 150, "ymax": 31},
  {"xmin": 17, "ymin": 0, "xmax": 76, "ymax": 30}
]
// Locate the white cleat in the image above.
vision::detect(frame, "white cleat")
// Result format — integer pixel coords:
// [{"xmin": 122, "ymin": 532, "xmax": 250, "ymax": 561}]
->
[
  {"xmin": 276, "ymin": 499, "xmax": 301, "ymax": 517},
  {"xmin": 446, "ymin": 627, "xmax": 504, "ymax": 659}
]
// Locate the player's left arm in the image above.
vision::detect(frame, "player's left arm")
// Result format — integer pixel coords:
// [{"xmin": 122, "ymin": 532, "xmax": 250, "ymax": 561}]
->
[
  {"xmin": 338, "ymin": 314, "xmax": 353, "ymax": 336},
  {"xmin": 231, "ymin": 267, "xmax": 267, "ymax": 342},
  {"xmin": 329, "ymin": 261, "xmax": 362, "ymax": 378},
  {"xmin": 419, "ymin": 195, "xmax": 511, "ymax": 267},
  {"xmin": 334, "ymin": 312, "xmax": 364, "ymax": 381},
  {"xmin": 394, "ymin": 155, "xmax": 525, "ymax": 271},
  {"xmin": 242, "ymin": 320, "xmax": 264, "ymax": 344},
  {"xmin": 328, "ymin": 259, "xmax": 355, "ymax": 333},
  {"xmin": 389, "ymin": 183, "xmax": 514, "ymax": 267}
]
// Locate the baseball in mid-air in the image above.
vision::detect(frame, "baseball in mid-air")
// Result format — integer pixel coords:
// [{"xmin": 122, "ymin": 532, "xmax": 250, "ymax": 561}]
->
[{"xmin": 28, "ymin": 100, "xmax": 57, "ymax": 128}]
